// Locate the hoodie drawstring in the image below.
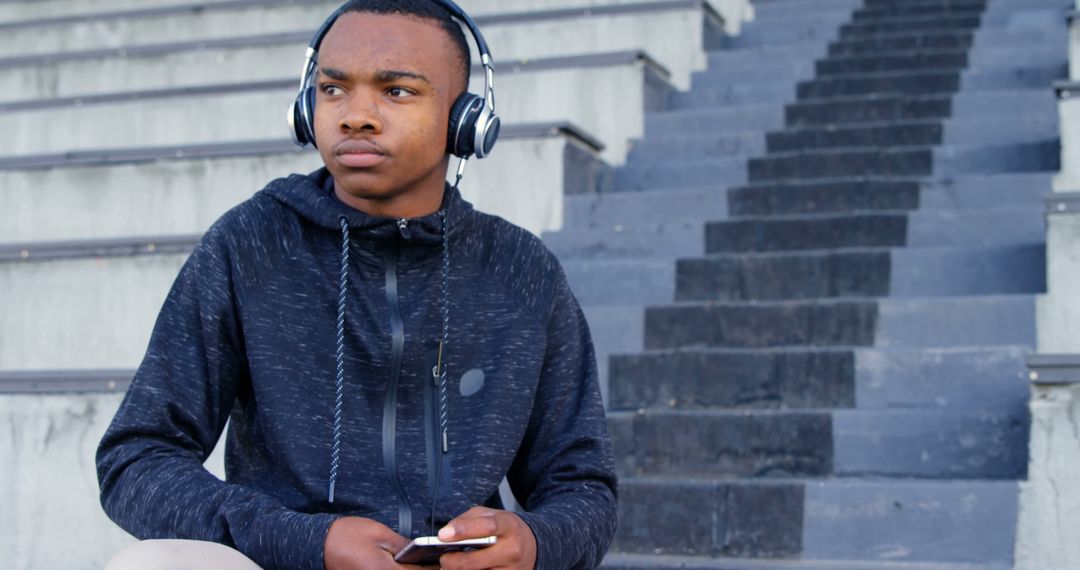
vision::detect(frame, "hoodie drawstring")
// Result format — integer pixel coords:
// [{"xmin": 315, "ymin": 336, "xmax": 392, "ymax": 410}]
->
[
  {"xmin": 329, "ymin": 215, "xmax": 349, "ymax": 503},
  {"xmin": 328, "ymin": 209, "xmax": 453, "ymax": 507}
]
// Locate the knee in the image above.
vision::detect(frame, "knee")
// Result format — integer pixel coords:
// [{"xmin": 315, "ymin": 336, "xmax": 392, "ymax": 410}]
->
[{"xmin": 106, "ymin": 539, "xmax": 263, "ymax": 570}]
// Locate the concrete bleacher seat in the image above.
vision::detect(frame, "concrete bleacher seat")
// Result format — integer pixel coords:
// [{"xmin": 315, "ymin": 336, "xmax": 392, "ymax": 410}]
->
[
  {"xmin": 0, "ymin": 123, "xmax": 602, "ymax": 243},
  {"xmin": 0, "ymin": 0, "xmax": 723, "ymax": 90},
  {"xmin": 0, "ymin": 0, "xmax": 234, "ymax": 21},
  {"xmin": 0, "ymin": 50, "xmax": 668, "ymax": 165}
]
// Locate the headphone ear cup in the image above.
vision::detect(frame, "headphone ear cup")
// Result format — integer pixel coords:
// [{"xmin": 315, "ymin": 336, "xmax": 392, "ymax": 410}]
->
[
  {"xmin": 288, "ymin": 86, "xmax": 317, "ymax": 148},
  {"xmin": 302, "ymin": 86, "xmax": 318, "ymax": 148},
  {"xmin": 447, "ymin": 93, "xmax": 483, "ymax": 158},
  {"xmin": 288, "ymin": 95, "xmax": 306, "ymax": 147}
]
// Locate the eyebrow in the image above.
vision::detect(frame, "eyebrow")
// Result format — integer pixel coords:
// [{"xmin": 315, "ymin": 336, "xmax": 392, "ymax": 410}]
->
[{"xmin": 318, "ymin": 66, "xmax": 432, "ymax": 86}]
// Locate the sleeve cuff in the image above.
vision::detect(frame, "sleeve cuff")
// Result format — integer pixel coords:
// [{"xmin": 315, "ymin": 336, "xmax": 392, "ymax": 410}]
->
[{"xmin": 515, "ymin": 511, "xmax": 560, "ymax": 570}]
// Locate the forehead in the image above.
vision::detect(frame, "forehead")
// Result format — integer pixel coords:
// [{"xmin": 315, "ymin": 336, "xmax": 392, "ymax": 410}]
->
[{"xmin": 318, "ymin": 12, "xmax": 456, "ymax": 75}]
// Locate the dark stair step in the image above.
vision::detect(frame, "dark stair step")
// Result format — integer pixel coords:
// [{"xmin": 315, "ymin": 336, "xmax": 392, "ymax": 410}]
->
[
  {"xmin": 816, "ymin": 50, "xmax": 969, "ymax": 76},
  {"xmin": 645, "ymin": 295, "xmax": 1036, "ymax": 351},
  {"xmin": 612, "ymin": 478, "xmax": 804, "ymax": 558},
  {"xmin": 829, "ymin": 30, "xmax": 973, "ymax": 57},
  {"xmin": 838, "ymin": 14, "xmax": 982, "ymax": 37},
  {"xmin": 728, "ymin": 178, "xmax": 921, "ymax": 216},
  {"xmin": 705, "ymin": 213, "xmax": 908, "ymax": 254},
  {"xmin": 785, "ymin": 94, "xmax": 951, "ymax": 126},
  {"xmin": 645, "ymin": 300, "xmax": 879, "ymax": 349},
  {"xmin": 676, "ymin": 244, "xmax": 1045, "ymax": 302},
  {"xmin": 676, "ymin": 250, "xmax": 891, "ymax": 302},
  {"xmin": 609, "ymin": 348, "xmax": 856, "ymax": 411},
  {"xmin": 611, "ymin": 408, "xmax": 1026, "ymax": 479},
  {"xmin": 798, "ymin": 69, "xmax": 960, "ymax": 99},
  {"xmin": 609, "ymin": 478, "xmax": 1019, "ymax": 566},
  {"xmin": 853, "ymin": 0, "xmax": 987, "ymax": 20},
  {"xmin": 767, "ymin": 120, "xmax": 943, "ymax": 153},
  {"xmin": 609, "ymin": 410, "xmax": 834, "ymax": 478},
  {"xmin": 709, "ymin": 207, "xmax": 1043, "ymax": 252},
  {"xmin": 612, "ymin": 344, "xmax": 1030, "ymax": 414},
  {"xmin": 748, "ymin": 147, "xmax": 933, "ymax": 182}
]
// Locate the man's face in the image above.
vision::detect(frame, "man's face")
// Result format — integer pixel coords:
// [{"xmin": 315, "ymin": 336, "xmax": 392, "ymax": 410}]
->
[{"xmin": 313, "ymin": 12, "xmax": 461, "ymax": 207}]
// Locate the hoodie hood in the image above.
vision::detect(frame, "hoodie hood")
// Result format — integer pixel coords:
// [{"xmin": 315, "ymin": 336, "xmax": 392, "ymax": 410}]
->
[{"xmin": 262, "ymin": 167, "xmax": 474, "ymax": 246}]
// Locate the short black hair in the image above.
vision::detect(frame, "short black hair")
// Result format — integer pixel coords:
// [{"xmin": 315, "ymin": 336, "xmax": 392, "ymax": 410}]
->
[{"xmin": 340, "ymin": 0, "xmax": 472, "ymax": 92}]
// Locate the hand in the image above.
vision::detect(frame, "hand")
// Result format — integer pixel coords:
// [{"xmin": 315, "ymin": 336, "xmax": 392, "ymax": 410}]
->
[
  {"xmin": 324, "ymin": 517, "xmax": 431, "ymax": 570},
  {"xmin": 436, "ymin": 506, "xmax": 537, "ymax": 570}
]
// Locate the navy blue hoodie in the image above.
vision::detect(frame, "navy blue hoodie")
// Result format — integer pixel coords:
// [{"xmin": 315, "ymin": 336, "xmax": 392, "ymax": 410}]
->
[{"xmin": 96, "ymin": 168, "xmax": 617, "ymax": 570}]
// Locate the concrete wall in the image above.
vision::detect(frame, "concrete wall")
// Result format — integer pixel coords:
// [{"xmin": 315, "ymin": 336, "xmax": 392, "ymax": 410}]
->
[
  {"xmin": 1015, "ymin": 378, "xmax": 1080, "ymax": 570},
  {"xmin": 0, "ymin": 392, "xmax": 226, "ymax": 570},
  {"xmin": 1035, "ymin": 209, "xmax": 1080, "ymax": 353},
  {"xmin": 1, "ymin": 393, "xmax": 133, "ymax": 570},
  {"xmin": 1071, "ymin": 14, "xmax": 1080, "ymax": 82},
  {"xmin": 1054, "ymin": 93, "xmax": 1080, "ymax": 191}
]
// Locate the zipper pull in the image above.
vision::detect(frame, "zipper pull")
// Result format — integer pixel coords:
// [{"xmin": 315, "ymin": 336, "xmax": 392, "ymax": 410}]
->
[{"xmin": 397, "ymin": 218, "xmax": 411, "ymax": 240}]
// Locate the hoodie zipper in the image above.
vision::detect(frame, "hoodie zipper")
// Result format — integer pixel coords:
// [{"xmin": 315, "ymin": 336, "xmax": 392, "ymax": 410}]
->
[{"xmin": 383, "ymin": 236, "xmax": 412, "ymax": 536}]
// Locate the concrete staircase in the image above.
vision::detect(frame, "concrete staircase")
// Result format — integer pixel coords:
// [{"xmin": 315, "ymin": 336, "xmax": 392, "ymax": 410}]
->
[{"xmin": 544, "ymin": 0, "xmax": 1066, "ymax": 566}]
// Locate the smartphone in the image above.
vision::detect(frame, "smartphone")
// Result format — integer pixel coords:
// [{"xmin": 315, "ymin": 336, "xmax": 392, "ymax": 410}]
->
[{"xmin": 394, "ymin": 535, "xmax": 497, "ymax": 565}]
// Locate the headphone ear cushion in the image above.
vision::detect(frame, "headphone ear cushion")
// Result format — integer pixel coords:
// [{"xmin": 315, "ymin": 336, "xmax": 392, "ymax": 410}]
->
[
  {"xmin": 447, "ymin": 93, "xmax": 483, "ymax": 158},
  {"xmin": 302, "ymin": 86, "xmax": 318, "ymax": 148},
  {"xmin": 289, "ymin": 87, "xmax": 318, "ymax": 148}
]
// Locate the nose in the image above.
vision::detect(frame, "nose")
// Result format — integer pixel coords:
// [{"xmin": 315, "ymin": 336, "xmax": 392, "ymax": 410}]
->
[{"xmin": 340, "ymin": 88, "xmax": 383, "ymax": 134}]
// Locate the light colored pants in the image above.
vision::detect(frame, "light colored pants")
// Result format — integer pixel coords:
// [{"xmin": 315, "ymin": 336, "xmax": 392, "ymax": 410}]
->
[{"xmin": 105, "ymin": 539, "xmax": 264, "ymax": 570}]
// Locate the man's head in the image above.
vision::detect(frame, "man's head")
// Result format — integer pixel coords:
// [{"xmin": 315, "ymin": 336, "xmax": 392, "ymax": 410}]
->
[
  {"xmin": 341, "ymin": 0, "xmax": 472, "ymax": 93},
  {"xmin": 313, "ymin": 1, "xmax": 475, "ymax": 217}
]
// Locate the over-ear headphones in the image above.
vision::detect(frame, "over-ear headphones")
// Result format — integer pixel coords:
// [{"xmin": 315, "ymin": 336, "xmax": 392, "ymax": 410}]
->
[{"xmin": 287, "ymin": 0, "xmax": 501, "ymax": 160}]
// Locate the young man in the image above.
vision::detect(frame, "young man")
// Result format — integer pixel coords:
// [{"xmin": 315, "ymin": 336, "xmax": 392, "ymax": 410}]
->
[{"xmin": 95, "ymin": 1, "xmax": 618, "ymax": 569}]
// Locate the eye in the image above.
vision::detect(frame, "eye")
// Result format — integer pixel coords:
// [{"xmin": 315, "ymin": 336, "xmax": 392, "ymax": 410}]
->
[
  {"xmin": 320, "ymin": 84, "xmax": 345, "ymax": 96},
  {"xmin": 386, "ymin": 87, "xmax": 416, "ymax": 98}
]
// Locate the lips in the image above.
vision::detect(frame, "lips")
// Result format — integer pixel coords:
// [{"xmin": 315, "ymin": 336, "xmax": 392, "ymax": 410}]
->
[{"xmin": 334, "ymin": 139, "xmax": 387, "ymax": 169}]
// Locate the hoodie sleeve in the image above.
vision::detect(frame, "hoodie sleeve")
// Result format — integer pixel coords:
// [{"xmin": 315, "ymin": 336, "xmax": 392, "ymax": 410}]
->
[
  {"xmin": 508, "ymin": 269, "xmax": 618, "ymax": 570},
  {"xmin": 96, "ymin": 227, "xmax": 339, "ymax": 570}
]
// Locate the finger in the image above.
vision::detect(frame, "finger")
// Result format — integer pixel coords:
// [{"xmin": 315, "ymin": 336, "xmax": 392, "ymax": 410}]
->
[
  {"xmin": 438, "ymin": 507, "xmax": 500, "ymax": 541},
  {"xmin": 439, "ymin": 541, "xmax": 514, "ymax": 570},
  {"xmin": 375, "ymin": 529, "xmax": 411, "ymax": 554},
  {"xmin": 397, "ymin": 563, "xmax": 436, "ymax": 570},
  {"xmin": 438, "ymin": 511, "xmax": 501, "ymax": 539}
]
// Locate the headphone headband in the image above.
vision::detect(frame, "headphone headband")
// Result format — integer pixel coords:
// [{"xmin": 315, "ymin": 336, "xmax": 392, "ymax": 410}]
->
[{"xmin": 289, "ymin": 0, "xmax": 499, "ymax": 159}]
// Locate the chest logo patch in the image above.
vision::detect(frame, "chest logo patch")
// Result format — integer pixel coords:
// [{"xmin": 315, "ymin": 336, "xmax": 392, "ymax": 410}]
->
[{"xmin": 459, "ymin": 368, "xmax": 486, "ymax": 397}]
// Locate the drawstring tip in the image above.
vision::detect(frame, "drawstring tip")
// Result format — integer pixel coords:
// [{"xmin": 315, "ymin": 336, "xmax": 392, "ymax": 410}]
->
[
  {"xmin": 442, "ymin": 430, "xmax": 449, "ymax": 453},
  {"xmin": 328, "ymin": 481, "xmax": 336, "ymax": 504}
]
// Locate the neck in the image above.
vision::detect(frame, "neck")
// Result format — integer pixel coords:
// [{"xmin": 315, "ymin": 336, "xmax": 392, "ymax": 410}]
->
[{"xmin": 333, "ymin": 180, "xmax": 446, "ymax": 220}]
